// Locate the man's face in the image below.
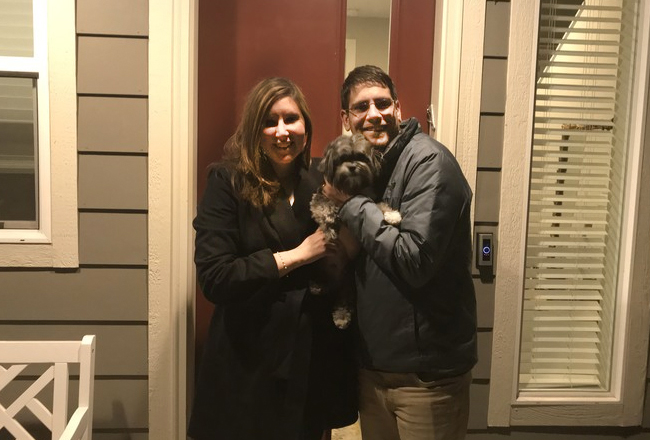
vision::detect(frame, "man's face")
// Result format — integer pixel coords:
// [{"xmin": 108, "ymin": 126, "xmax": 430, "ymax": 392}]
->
[{"xmin": 341, "ymin": 84, "xmax": 401, "ymax": 149}]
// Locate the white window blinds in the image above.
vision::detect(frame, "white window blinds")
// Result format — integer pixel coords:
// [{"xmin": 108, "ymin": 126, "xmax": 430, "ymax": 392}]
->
[
  {"xmin": 519, "ymin": 0, "xmax": 638, "ymax": 391},
  {"xmin": 0, "ymin": 0, "xmax": 33, "ymax": 57}
]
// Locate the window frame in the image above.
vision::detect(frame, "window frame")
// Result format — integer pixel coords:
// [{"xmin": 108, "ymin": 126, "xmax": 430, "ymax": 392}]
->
[
  {"xmin": 0, "ymin": 0, "xmax": 78, "ymax": 267},
  {"xmin": 488, "ymin": 0, "xmax": 650, "ymax": 426}
]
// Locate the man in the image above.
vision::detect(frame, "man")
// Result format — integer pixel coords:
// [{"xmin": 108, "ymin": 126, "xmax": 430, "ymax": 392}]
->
[{"xmin": 323, "ymin": 65, "xmax": 477, "ymax": 440}]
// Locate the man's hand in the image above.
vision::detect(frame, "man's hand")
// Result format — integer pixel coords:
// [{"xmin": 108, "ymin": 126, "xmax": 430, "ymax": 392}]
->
[{"xmin": 322, "ymin": 180, "xmax": 352, "ymax": 207}]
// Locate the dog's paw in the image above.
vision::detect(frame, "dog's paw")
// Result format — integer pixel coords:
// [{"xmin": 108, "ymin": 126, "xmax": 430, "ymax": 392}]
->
[
  {"xmin": 378, "ymin": 202, "xmax": 402, "ymax": 226},
  {"xmin": 332, "ymin": 306, "xmax": 352, "ymax": 329}
]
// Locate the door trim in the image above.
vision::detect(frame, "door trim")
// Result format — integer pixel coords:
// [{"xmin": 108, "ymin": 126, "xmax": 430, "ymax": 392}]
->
[
  {"xmin": 149, "ymin": 0, "xmax": 197, "ymax": 438},
  {"xmin": 432, "ymin": 0, "xmax": 463, "ymax": 151},
  {"xmin": 455, "ymin": 0, "xmax": 486, "ymax": 226}
]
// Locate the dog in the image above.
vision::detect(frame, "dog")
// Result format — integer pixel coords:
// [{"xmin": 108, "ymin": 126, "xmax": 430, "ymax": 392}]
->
[{"xmin": 310, "ymin": 133, "xmax": 401, "ymax": 329}]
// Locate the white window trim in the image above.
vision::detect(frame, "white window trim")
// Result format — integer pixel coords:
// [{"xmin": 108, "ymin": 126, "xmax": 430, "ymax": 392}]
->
[
  {"xmin": 488, "ymin": 0, "xmax": 650, "ymax": 426},
  {"xmin": 0, "ymin": 0, "xmax": 77, "ymax": 267}
]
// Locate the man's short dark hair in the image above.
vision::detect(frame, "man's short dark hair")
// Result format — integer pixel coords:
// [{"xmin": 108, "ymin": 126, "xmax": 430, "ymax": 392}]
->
[{"xmin": 341, "ymin": 65, "xmax": 399, "ymax": 110}]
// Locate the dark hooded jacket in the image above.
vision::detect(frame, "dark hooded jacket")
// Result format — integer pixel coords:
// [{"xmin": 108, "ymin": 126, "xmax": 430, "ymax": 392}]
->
[{"xmin": 339, "ymin": 118, "xmax": 478, "ymax": 377}]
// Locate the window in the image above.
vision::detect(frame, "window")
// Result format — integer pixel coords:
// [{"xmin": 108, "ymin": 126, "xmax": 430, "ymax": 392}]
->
[
  {"xmin": 0, "ymin": 0, "xmax": 48, "ymax": 233},
  {"xmin": 489, "ymin": 0, "xmax": 650, "ymax": 426},
  {"xmin": 0, "ymin": 76, "xmax": 39, "ymax": 229},
  {"xmin": 0, "ymin": 0, "xmax": 78, "ymax": 267},
  {"xmin": 520, "ymin": 0, "xmax": 637, "ymax": 394}
]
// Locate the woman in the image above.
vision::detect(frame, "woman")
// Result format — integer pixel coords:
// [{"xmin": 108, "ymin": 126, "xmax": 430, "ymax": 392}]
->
[{"xmin": 188, "ymin": 77, "xmax": 358, "ymax": 440}]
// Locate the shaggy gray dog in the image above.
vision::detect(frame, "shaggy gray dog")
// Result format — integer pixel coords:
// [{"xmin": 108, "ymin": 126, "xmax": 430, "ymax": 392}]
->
[
  {"xmin": 310, "ymin": 134, "xmax": 401, "ymax": 329},
  {"xmin": 311, "ymin": 133, "xmax": 401, "ymax": 239}
]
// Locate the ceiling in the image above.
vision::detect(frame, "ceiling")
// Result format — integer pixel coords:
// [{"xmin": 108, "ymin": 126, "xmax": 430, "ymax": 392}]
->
[{"xmin": 347, "ymin": 0, "xmax": 391, "ymax": 18}]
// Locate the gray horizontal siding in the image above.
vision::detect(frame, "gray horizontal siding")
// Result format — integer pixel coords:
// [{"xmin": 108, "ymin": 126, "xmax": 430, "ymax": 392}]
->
[
  {"xmin": 78, "ymin": 96, "xmax": 148, "ymax": 153},
  {"xmin": 74, "ymin": 1, "xmax": 150, "ymax": 437},
  {"xmin": 0, "ymin": 268, "xmax": 146, "ymax": 321},
  {"xmin": 79, "ymin": 155, "xmax": 148, "ymax": 209},
  {"xmin": 2, "ymin": 379, "xmax": 148, "ymax": 430},
  {"xmin": 0, "ymin": 0, "xmax": 151, "ymax": 438},
  {"xmin": 77, "ymin": 0, "xmax": 148, "ymax": 36},
  {"xmin": 79, "ymin": 213, "xmax": 148, "ymax": 265},
  {"xmin": 474, "ymin": 171, "xmax": 501, "ymax": 223},
  {"xmin": 478, "ymin": 115, "xmax": 504, "ymax": 168},
  {"xmin": 480, "ymin": 59, "xmax": 507, "ymax": 114},
  {"xmin": 77, "ymin": 37, "xmax": 148, "ymax": 96},
  {"xmin": 474, "ymin": 278, "xmax": 495, "ymax": 328},
  {"xmin": 0, "ymin": 325, "xmax": 147, "ymax": 375}
]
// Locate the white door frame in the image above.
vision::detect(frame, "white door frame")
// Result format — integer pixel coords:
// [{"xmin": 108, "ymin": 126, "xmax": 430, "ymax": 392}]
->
[
  {"xmin": 145, "ymin": 0, "xmax": 471, "ymax": 438},
  {"xmin": 149, "ymin": 0, "xmax": 197, "ymax": 438}
]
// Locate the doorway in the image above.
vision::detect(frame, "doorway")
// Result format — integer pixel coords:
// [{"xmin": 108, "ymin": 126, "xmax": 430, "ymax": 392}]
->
[{"xmin": 193, "ymin": 0, "xmax": 437, "ymax": 430}]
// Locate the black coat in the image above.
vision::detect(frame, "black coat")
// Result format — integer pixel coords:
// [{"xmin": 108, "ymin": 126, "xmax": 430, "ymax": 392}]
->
[{"xmin": 188, "ymin": 163, "xmax": 358, "ymax": 440}]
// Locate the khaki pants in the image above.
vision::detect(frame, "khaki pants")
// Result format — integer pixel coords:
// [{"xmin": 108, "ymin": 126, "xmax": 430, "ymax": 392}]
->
[{"xmin": 358, "ymin": 368, "xmax": 471, "ymax": 440}]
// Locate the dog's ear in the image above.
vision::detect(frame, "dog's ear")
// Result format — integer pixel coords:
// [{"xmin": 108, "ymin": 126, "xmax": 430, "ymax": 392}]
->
[
  {"xmin": 318, "ymin": 139, "xmax": 335, "ymax": 174},
  {"xmin": 320, "ymin": 135, "xmax": 349, "ymax": 180},
  {"xmin": 317, "ymin": 153, "xmax": 327, "ymax": 173},
  {"xmin": 318, "ymin": 141, "xmax": 336, "ymax": 181}
]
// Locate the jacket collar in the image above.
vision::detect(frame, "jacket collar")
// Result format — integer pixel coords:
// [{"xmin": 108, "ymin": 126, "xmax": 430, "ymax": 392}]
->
[{"xmin": 374, "ymin": 117, "xmax": 421, "ymax": 196}]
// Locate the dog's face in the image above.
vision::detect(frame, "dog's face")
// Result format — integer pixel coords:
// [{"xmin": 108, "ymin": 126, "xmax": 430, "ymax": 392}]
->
[{"xmin": 318, "ymin": 133, "xmax": 379, "ymax": 195}]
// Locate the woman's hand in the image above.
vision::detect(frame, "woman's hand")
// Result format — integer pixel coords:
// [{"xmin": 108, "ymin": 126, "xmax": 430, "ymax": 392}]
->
[
  {"xmin": 296, "ymin": 228, "xmax": 331, "ymax": 264},
  {"xmin": 274, "ymin": 228, "xmax": 333, "ymax": 276}
]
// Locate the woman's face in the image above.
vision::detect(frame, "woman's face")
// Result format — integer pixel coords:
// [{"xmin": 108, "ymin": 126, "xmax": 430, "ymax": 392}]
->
[{"xmin": 260, "ymin": 96, "xmax": 307, "ymax": 174}]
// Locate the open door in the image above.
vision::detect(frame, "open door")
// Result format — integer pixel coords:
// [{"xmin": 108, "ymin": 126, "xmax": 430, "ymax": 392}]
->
[
  {"xmin": 195, "ymin": 0, "xmax": 347, "ymax": 371},
  {"xmin": 195, "ymin": 0, "xmax": 437, "ymax": 412},
  {"xmin": 389, "ymin": 0, "xmax": 436, "ymax": 130}
]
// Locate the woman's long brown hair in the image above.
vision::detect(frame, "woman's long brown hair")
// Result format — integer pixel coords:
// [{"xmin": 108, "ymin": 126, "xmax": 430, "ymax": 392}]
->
[{"xmin": 220, "ymin": 77, "xmax": 313, "ymax": 208}]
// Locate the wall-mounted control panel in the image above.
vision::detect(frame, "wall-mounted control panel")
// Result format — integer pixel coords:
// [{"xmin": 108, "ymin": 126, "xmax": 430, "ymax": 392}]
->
[{"xmin": 476, "ymin": 232, "xmax": 493, "ymax": 268}]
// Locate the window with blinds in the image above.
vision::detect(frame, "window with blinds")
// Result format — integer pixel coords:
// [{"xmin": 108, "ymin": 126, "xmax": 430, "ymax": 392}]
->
[
  {"xmin": 0, "ymin": 0, "xmax": 46, "ymax": 230},
  {"xmin": 519, "ymin": 0, "xmax": 638, "ymax": 391}
]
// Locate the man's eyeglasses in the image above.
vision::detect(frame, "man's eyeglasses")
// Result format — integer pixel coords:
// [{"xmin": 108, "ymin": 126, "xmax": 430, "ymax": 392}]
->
[{"xmin": 348, "ymin": 98, "xmax": 395, "ymax": 117}]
